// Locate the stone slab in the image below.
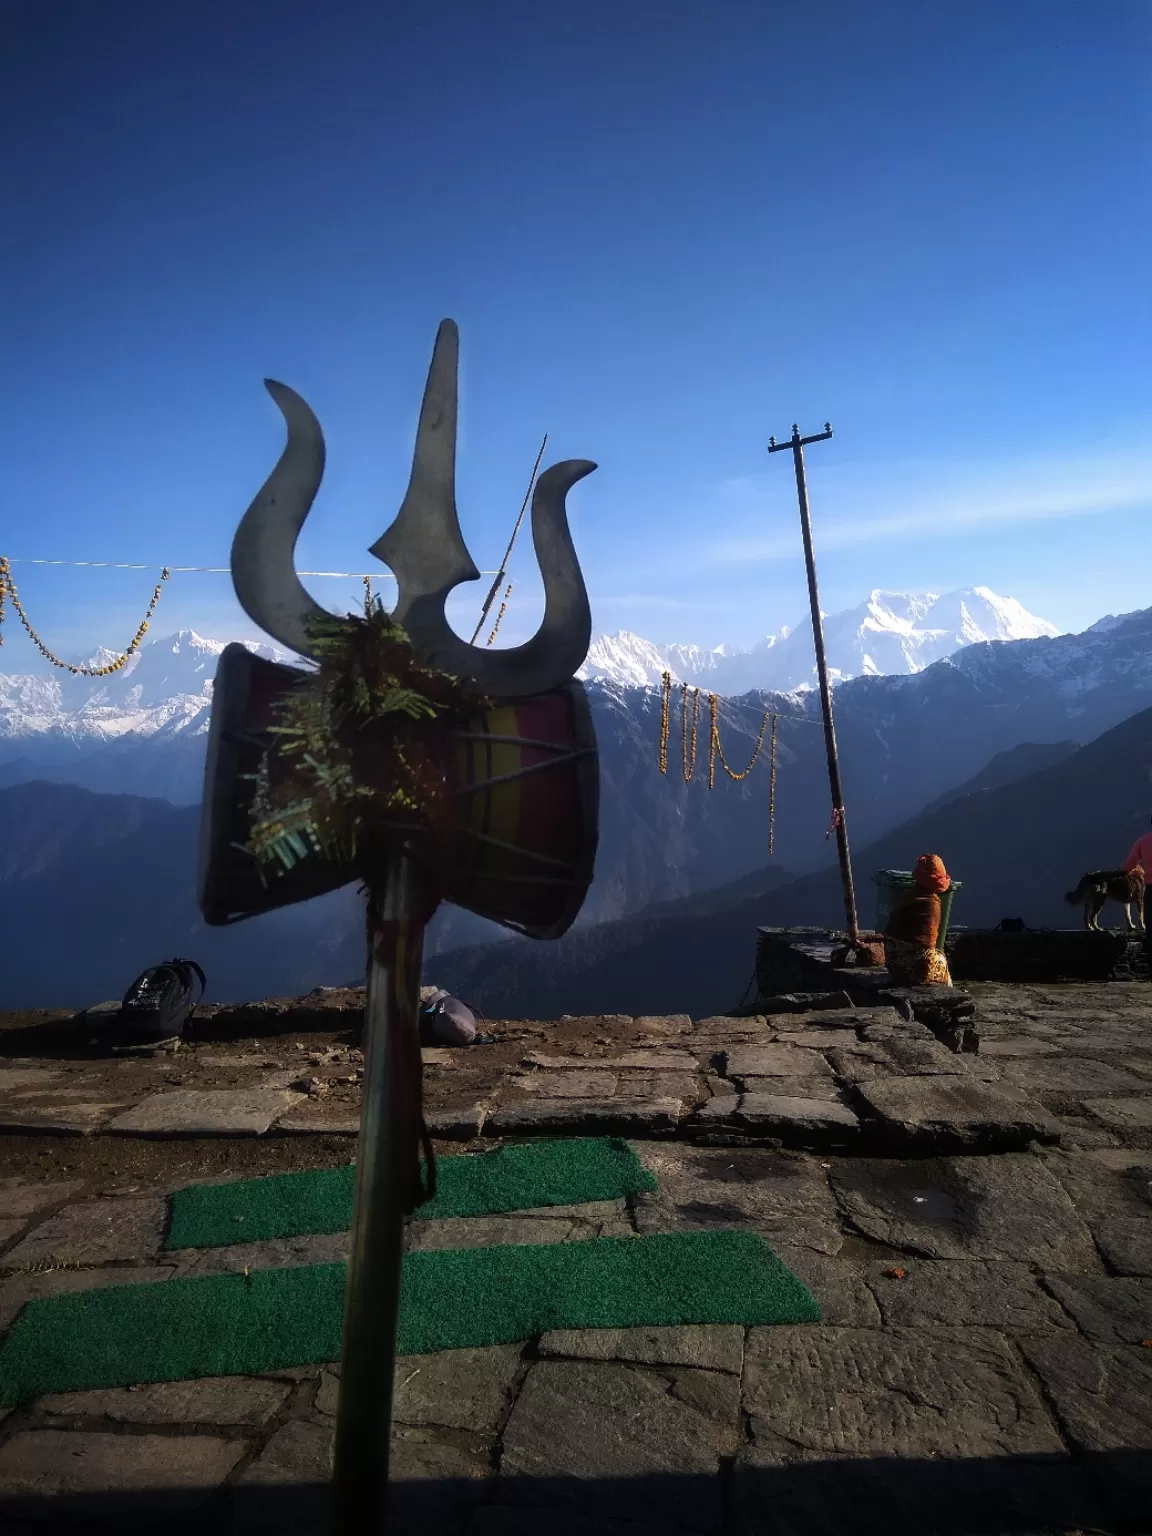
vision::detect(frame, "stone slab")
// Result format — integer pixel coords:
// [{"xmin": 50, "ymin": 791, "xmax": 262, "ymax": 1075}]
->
[
  {"xmin": 688, "ymin": 1094, "xmax": 741, "ymax": 1127},
  {"xmin": 406, "ymin": 1215, "xmax": 578, "ymax": 1252},
  {"xmin": 484, "ymin": 1097, "xmax": 682, "ymax": 1136},
  {"xmin": 424, "ymin": 1101, "xmax": 488, "ymax": 1139},
  {"xmin": 769, "ymin": 1250, "xmax": 881, "ymax": 1327},
  {"xmin": 0, "ymin": 1069, "xmax": 67, "ymax": 1093},
  {"xmin": 632, "ymin": 1144, "xmax": 845, "ymax": 1256},
  {"xmin": 742, "ymin": 1325, "xmax": 1064, "ymax": 1459},
  {"xmin": 104, "ymin": 1088, "xmax": 300, "ymax": 1136},
  {"xmin": 1041, "ymin": 1273, "xmax": 1152, "ymax": 1344},
  {"xmin": 721, "ymin": 1045, "xmax": 833, "ymax": 1080},
  {"xmin": 736, "ymin": 1075, "xmax": 841, "ymax": 1101},
  {"xmin": 1083, "ymin": 1095, "xmax": 1152, "ymax": 1130},
  {"xmin": 688, "ymin": 1016, "xmax": 772, "ymax": 1043},
  {"xmin": 855, "ymin": 1075, "xmax": 1055, "ymax": 1150},
  {"xmin": 172, "ymin": 1230, "xmax": 349, "ymax": 1276},
  {"xmin": 829, "ymin": 1154, "xmax": 1101, "ymax": 1268},
  {"xmin": 272, "ymin": 1105, "xmax": 361, "ymax": 1134},
  {"xmin": 1018, "ymin": 1335, "xmax": 1152, "ymax": 1526},
  {"xmin": 538, "ymin": 1324, "xmax": 744, "ymax": 1373},
  {"xmin": 632, "ymin": 1014, "xmax": 692, "ymax": 1035},
  {"xmin": 616, "ymin": 1073, "xmax": 702, "ymax": 1102},
  {"xmin": 826, "ymin": 1036, "xmax": 969, "ymax": 1083},
  {"xmin": 1042, "ymin": 1148, "xmax": 1152, "ymax": 1220},
  {"xmin": 1094, "ymin": 1217, "xmax": 1152, "ymax": 1275},
  {"xmin": 0, "ymin": 1195, "xmax": 166, "ymax": 1269},
  {"xmin": 866, "ymin": 1258, "xmax": 1074, "ymax": 1332},
  {"xmin": 499, "ymin": 1360, "xmax": 724, "ymax": 1530},
  {"xmin": 0, "ymin": 1428, "xmax": 246, "ymax": 1501},
  {"xmin": 737, "ymin": 1094, "xmax": 860, "ymax": 1137},
  {"xmin": 773, "ymin": 1028, "xmax": 864, "ymax": 1049},
  {"xmin": 999, "ymin": 1057, "xmax": 1152, "ymax": 1097},
  {"xmin": 0, "ymin": 1264, "xmax": 174, "ymax": 1332},
  {"xmin": 0, "ymin": 1179, "xmax": 86, "ymax": 1221},
  {"xmin": 237, "ymin": 1418, "xmax": 333, "ymax": 1485},
  {"xmin": 521, "ymin": 1050, "xmax": 695, "ymax": 1071},
  {"xmin": 316, "ymin": 1345, "xmax": 523, "ymax": 1432},
  {"xmin": 980, "ymin": 1037, "xmax": 1062, "ymax": 1057},
  {"xmin": 38, "ymin": 1375, "xmax": 291, "ymax": 1424},
  {"xmin": 0, "ymin": 1102, "xmax": 129, "ymax": 1135},
  {"xmin": 517, "ymin": 1070, "xmax": 620, "ymax": 1098}
]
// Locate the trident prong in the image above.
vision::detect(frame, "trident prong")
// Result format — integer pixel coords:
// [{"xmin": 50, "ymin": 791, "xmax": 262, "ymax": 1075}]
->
[
  {"xmin": 230, "ymin": 380, "xmax": 336, "ymax": 660},
  {"xmin": 372, "ymin": 319, "xmax": 595, "ymax": 698},
  {"xmin": 230, "ymin": 320, "xmax": 595, "ymax": 696}
]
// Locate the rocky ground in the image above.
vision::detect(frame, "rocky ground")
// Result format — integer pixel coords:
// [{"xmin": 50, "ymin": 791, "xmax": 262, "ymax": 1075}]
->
[{"xmin": 0, "ymin": 981, "xmax": 1150, "ymax": 1534}]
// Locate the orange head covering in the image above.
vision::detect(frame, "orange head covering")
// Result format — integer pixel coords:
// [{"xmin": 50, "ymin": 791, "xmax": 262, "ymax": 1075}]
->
[{"xmin": 913, "ymin": 854, "xmax": 950, "ymax": 894}]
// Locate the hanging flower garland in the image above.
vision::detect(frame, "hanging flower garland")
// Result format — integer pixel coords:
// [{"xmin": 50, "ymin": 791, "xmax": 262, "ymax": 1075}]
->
[
  {"xmin": 659, "ymin": 669, "xmax": 671, "ymax": 774},
  {"xmin": 0, "ymin": 557, "xmax": 170, "ymax": 676},
  {"xmin": 680, "ymin": 681, "xmax": 702, "ymax": 783},
  {"xmin": 486, "ymin": 582, "xmax": 513, "ymax": 646},
  {"xmin": 657, "ymin": 669, "xmax": 780, "ymax": 851}
]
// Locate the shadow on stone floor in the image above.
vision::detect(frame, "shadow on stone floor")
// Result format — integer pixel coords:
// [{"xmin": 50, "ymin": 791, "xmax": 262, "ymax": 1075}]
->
[{"xmin": 0, "ymin": 1447, "xmax": 1146, "ymax": 1535}]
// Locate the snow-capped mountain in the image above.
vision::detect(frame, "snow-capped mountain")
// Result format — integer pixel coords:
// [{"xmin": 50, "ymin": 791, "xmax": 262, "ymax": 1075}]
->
[
  {"xmin": 0, "ymin": 630, "xmax": 295, "ymax": 746},
  {"xmin": 577, "ymin": 587, "xmax": 1060, "ymax": 693}
]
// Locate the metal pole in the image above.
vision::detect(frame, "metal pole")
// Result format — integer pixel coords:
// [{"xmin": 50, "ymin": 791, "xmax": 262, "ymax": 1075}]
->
[
  {"xmin": 332, "ymin": 853, "xmax": 426, "ymax": 1534},
  {"xmin": 470, "ymin": 433, "xmax": 549, "ymax": 644},
  {"xmin": 768, "ymin": 424, "xmax": 860, "ymax": 942}
]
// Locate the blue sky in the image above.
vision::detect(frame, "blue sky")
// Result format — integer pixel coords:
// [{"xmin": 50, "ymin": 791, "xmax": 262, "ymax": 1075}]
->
[{"xmin": 2, "ymin": 0, "xmax": 1150, "ymax": 671}]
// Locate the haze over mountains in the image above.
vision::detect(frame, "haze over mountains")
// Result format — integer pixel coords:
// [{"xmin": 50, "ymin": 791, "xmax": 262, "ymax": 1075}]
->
[{"xmin": 3, "ymin": 589, "xmax": 1152, "ymax": 1009}]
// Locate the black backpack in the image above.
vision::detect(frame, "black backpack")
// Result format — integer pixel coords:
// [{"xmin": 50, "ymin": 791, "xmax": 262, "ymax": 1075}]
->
[{"xmin": 115, "ymin": 958, "xmax": 206, "ymax": 1049}]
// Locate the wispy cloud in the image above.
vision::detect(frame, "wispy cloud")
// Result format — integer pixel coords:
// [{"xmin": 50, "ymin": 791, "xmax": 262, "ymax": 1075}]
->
[{"xmin": 703, "ymin": 447, "xmax": 1152, "ymax": 566}]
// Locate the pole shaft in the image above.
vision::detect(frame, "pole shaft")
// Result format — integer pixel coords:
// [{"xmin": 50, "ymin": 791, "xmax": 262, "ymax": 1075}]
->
[
  {"xmin": 333, "ymin": 855, "xmax": 426, "ymax": 1534},
  {"xmin": 791, "ymin": 439, "xmax": 860, "ymax": 942}
]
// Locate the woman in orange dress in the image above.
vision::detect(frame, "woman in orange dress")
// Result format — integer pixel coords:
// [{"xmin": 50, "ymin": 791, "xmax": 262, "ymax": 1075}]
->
[{"xmin": 883, "ymin": 853, "xmax": 953, "ymax": 986}]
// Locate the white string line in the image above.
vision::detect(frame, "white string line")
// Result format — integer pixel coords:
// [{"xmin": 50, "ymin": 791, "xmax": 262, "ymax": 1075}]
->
[{"xmin": 5, "ymin": 558, "xmax": 503, "ymax": 578}]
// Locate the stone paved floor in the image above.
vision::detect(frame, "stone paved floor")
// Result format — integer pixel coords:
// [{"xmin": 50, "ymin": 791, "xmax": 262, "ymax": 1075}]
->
[{"xmin": 0, "ymin": 982, "xmax": 1150, "ymax": 1533}]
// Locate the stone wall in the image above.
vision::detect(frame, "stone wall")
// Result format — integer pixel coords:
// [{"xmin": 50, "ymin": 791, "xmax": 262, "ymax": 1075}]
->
[
  {"xmin": 945, "ymin": 929, "xmax": 1149, "ymax": 984},
  {"xmin": 753, "ymin": 928, "xmax": 979, "ymax": 1054}
]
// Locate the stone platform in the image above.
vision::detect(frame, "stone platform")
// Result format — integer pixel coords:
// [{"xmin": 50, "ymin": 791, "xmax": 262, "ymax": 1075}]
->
[{"xmin": 1, "ymin": 980, "xmax": 1150, "ymax": 1533}]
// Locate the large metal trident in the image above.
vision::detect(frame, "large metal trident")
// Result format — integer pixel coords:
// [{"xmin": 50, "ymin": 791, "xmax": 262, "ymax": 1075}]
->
[{"xmin": 229, "ymin": 319, "xmax": 596, "ymax": 1534}]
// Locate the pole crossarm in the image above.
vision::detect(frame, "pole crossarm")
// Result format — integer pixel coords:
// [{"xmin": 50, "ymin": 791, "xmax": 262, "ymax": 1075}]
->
[{"xmin": 768, "ymin": 423, "xmax": 833, "ymax": 453}]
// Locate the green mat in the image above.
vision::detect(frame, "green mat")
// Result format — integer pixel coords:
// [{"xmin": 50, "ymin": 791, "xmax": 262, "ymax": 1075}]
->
[
  {"xmin": 166, "ymin": 1137, "xmax": 656, "ymax": 1251},
  {"xmin": 0, "ymin": 1231, "xmax": 819, "ymax": 1406}
]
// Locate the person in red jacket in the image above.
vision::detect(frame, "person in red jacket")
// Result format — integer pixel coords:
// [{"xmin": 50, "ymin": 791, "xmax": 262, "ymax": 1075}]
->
[
  {"xmin": 1124, "ymin": 819, "xmax": 1152, "ymax": 980},
  {"xmin": 1122, "ymin": 819, "xmax": 1152, "ymax": 876}
]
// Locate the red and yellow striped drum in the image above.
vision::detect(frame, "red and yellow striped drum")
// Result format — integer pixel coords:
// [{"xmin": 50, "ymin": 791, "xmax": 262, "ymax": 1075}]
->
[{"xmin": 446, "ymin": 686, "xmax": 598, "ymax": 939}]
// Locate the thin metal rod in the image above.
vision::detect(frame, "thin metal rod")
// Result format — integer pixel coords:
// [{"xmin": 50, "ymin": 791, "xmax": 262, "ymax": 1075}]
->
[
  {"xmin": 469, "ymin": 433, "xmax": 549, "ymax": 643},
  {"xmin": 769, "ymin": 424, "xmax": 859, "ymax": 941},
  {"xmin": 332, "ymin": 855, "xmax": 426, "ymax": 1535}
]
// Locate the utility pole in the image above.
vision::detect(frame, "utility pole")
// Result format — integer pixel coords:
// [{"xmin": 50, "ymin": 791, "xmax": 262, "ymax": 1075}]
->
[{"xmin": 768, "ymin": 423, "xmax": 860, "ymax": 943}]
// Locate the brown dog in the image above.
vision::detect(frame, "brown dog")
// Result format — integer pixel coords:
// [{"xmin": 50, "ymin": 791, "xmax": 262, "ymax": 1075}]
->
[{"xmin": 1064, "ymin": 868, "xmax": 1146, "ymax": 933}]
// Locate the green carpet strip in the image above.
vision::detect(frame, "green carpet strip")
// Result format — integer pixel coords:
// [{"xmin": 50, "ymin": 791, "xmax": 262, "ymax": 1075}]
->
[
  {"xmin": 165, "ymin": 1137, "xmax": 657, "ymax": 1251},
  {"xmin": 0, "ymin": 1231, "xmax": 819, "ymax": 1406}
]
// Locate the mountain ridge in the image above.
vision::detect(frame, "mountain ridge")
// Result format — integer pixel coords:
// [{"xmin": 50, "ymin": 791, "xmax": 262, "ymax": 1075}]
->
[{"xmin": 577, "ymin": 586, "xmax": 1058, "ymax": 691}]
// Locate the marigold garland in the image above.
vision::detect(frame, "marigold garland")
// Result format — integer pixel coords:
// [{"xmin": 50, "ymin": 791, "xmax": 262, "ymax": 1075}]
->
[
  {"xmin": 656, "ymin": 671, "xmax": 780, "ymax": 852},
  {"xmin": 0, "ymin": 556, "xmax": 170, "ymax": 676},
  {"xmin": 658, "ymin": 670, "xmax": 671, "ymax": 774},
  {"xmin": 680, "ymin": 682, "xmax": 702, "ymax": 783},
  {"xmin": 486, "ymin": 582, "xmax": 513, "ymax": 646}
]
